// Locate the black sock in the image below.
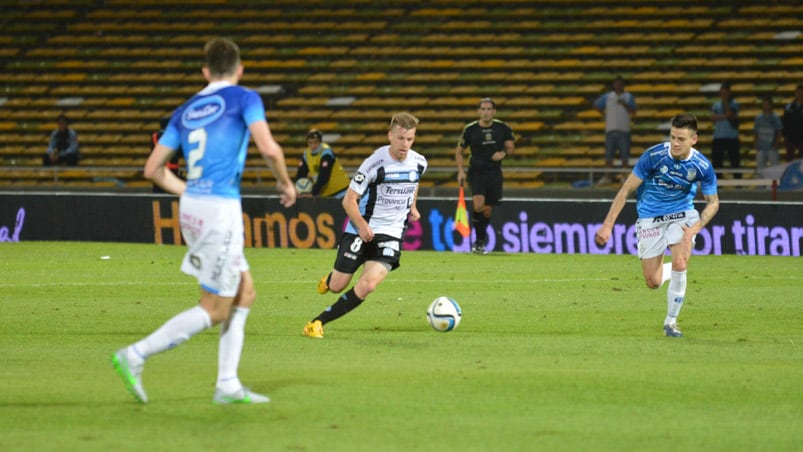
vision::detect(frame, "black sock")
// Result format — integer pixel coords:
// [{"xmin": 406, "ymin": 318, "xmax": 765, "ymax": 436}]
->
[
  {"xmin": 314, "ymin": 288, "xmax": 364, "ymax": 325},
  {"xmin": 472, "ymin": 214, "xmax": 486, "ymax": 242}
]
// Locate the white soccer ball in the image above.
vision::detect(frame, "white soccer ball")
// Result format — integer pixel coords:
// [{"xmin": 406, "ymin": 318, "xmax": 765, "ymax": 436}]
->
[
  {"xmin": 295, "ymin": 177, "xmax": 313, "ymax": 194},
  {"xmin": 427, "ymin": 296, "xmax": 462, "ymax": 332}
]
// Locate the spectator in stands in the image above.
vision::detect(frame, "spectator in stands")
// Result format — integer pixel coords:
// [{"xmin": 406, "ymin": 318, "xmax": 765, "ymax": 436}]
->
[
  {"xmin": 152, "ymin": 116, "xmax": 184, "ymax": 193},
  {"xmin": 455, "ymin": 97, "xmax": 515, "ymax": 254},
  {"xmin": 42, "ymin": 114, "xmax": 80, "ymax": 166},
  {"xmin": 295, "ymin": 129, "xmax": 350, "ymax": 198},
  {"xmin": 781, "ymin": 84, "xmax": 803, "ymax": 162},
  {"xmin": 753, "ymin": 96, "xmax": 783, "ymax": 172},
  {"xmin": 711, "ymin": 81, "xmax": 741, "ymax": 179},
  {"xmin": 594, "ymin": 76, "xmax": 637, "ymax": 185}
]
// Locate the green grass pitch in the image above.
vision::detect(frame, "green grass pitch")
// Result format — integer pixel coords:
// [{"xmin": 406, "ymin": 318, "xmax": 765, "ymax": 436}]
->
[{"xmin": 1, "ymin": 242, "xmax": 801, "ymax": 451}]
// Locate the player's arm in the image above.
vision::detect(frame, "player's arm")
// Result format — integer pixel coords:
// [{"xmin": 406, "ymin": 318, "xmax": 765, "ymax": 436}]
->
[
  {"xmin": 250, "ymin": 119, "xmax": 296, "ymax": 207},
  {"xmin": 492, "ymin": 138, "xmax": 515, "ymax": 161},
  {"xmin": 594, "ymin": 172, "xmax": 643, "ymax": 245},
  {"xmin": 687, "ymin": 193, "xmax": 719, "ymax": 237},
  {"xmin": 296, "ymin": 158, "xmax": 309, "ymax": 181},
  {"xmin": 145, "ymin": 143, "xmax": 186, "ymax": 195},
  {"xmin": 455, "ymin": 144, "xmax": 467, "ymax": 185},
  {"xmin": 342, "ymin": 188, "xmax": 373, "ymax": 242},
  {"xmin": 311, "ymin": 154, "xmax": 334, "ymax": 195},
  {"xmin": 409, "ymin": 185, "xmax": 421, "ymax": 222}
]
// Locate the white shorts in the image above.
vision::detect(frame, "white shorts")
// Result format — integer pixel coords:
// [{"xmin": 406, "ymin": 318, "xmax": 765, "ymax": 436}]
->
[
  {"xmin": 179, "ymin": 194, "xmax": 249, "ymax": 297},
  {"xmin": 635, "ymin": 209, "xmax": 699, "ymax": 259}
]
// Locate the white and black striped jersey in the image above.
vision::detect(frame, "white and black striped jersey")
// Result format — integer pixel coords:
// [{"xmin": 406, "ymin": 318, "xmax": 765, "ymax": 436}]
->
[{"xmin": 345, "ymin": 145, "xmax": 427, "ymax": 239}]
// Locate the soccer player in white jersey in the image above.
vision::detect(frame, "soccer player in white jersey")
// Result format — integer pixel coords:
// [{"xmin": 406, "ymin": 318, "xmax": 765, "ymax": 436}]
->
[
  {"xmin": 111, "ymin": 38, "xmax": 296, "ymax": 404},
  {"xmin": 595, "ymin": 113, "xmax": 719, "ymax": 337},
  {"xmin": 303, "ymin": 112, "xmax": 427, "ymax": 338}
]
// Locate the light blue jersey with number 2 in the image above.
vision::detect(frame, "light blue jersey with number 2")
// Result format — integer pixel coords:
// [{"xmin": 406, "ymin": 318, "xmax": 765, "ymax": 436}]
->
[{"xmin": 159, "ymin": 81, "xmax": 265, "ymax": 199}]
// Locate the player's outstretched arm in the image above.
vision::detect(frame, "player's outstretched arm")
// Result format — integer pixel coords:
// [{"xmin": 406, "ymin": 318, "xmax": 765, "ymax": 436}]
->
[
  {"xmin": 144, "ymin": 143, "xmax": 186, "ymax": 195},
  {"xmin": 250, "ymin": 120, "xmax": 296, "ymax": 207},
  {"xmin": 595, "ymin": 173, "xmax": 642, "ymax": 245}
]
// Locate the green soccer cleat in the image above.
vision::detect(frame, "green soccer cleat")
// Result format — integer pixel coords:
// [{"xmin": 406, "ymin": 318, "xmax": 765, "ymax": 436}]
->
[
  {"xmin": 213, "ymin": 387, "xmax": 270, "ymax": 404},
  {"xmin": 112, "ymin": 348, "xmax": 148, "ymax": 404}
]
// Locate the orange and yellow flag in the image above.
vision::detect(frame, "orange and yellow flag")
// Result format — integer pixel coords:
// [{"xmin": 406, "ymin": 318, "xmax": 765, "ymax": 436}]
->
[{"xmin": 454, "ymin": 185, "xmax": 470, "ymax": 238}]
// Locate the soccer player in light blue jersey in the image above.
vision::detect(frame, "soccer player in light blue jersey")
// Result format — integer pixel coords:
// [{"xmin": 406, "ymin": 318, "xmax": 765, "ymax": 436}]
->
[
  {"xmin": 595, "ymin": 113, "xmax": 720, "ymax": 337},
  {"xmin": 112, "ymin": 38, "xmax": 296, "ymax": 404}
]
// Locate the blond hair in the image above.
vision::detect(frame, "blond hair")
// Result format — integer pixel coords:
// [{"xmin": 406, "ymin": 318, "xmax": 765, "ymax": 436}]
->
[{"xmin": 389, "ymin": 112, "xmax": 419, "ymax": 131}]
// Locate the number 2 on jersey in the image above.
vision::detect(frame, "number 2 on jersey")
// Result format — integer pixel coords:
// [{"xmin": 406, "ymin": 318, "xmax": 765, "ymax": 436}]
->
[{"xmin": 187, "ymin": 128, "xmax": 207, "ymax": 180}]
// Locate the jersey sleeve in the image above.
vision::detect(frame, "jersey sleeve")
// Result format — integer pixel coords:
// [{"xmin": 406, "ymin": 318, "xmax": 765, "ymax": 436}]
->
[
  {"xmin": 632, "ymin": 148, "xmax": 653, "ymax": 180},
  {"xmin": 503, "ymin": 123, "xmax": 514, "ymax": 142},
  {"xmin": 594, "ymin": 93, "xmax": 607, "ymax": 110},
  {"xmin": 157, "ymin": 114, "xmax": 182, "ymax": 150},
  {"xmin": 241, "ymin": 89, "xmax": 266, "ymax": 126},
  {"xmin": 349, "ymin": 157, "xmax": 376, "ymax": 196},
  {"xmin": 699, "ymin": 163, "xmax": 718, "ymax": 195}
]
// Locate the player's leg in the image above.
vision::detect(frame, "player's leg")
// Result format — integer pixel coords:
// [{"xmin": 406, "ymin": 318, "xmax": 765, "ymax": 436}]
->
[
  {"xmin": 112, "ymin": 288, "xmax": 221, "ymax": 404},
  {"xmin": 661, "ymin": 216, "xmax": 697, "ymax": 337},
  {"xmin": 306, "ymin": 234, "xmax": 364, "ymax": 337},
  {"xmin": 214, "ymin": 270, "xmax": 268, "ymax": 403},
  {"xmin": 318, "ymin": 235, "xmax": 360, "ymax": 294},
  {"xmin": 711, "ymin": 139, "xmax": 725, "ymax": 177},
  {"xmin": 312, "ymin": 261, "xmax": 389, "ymax": 325},
  {"xmin": 321, "ymin": 269, "xmax": 354, "ymax": 294},
  {"xmin": 728, "ymin": 138, "xmax": 742, "ymax": 179},
  {"xmin": 598, "ymin": 132, "xmax": 616, "ymax": 184},
  {"xmin": 471, "ymin": 193, "xmax": 488, "ymax": 252}
]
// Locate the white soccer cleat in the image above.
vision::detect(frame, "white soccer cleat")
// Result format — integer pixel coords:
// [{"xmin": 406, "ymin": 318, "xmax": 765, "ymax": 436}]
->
[
  {"xmin": 112, "ymin": 348, "xmax": 148, "ymax": 403},
  {"xmin": 213, "ymin": 387, "xmax": 270, "ymax": 404}
]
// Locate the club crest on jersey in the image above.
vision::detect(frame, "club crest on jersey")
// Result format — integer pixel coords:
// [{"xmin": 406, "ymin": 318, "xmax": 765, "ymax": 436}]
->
[
  {"xmin": 408, "ymin": 170, "xmax": 418, "ymax": 181},
  {"xmin": 182, "ymin": 95, "xmax": 226, "ymax": 129},
  {"xmin": 686, "ymin": 168, "xmax": 697, "ymax": 180},
  {"xmin": 660, "ymin": 165, "xmax": 669, "ymax": 174}
]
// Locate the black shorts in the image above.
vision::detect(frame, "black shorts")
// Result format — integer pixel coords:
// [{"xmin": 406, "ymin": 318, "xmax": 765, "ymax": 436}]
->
[
  {"xmin": 468, "ymin": 166, "xmax": 503, "ymax": 205},
  {"xmin": 333, "ymin": 233, "xmax": 402, "ymax": 274}
]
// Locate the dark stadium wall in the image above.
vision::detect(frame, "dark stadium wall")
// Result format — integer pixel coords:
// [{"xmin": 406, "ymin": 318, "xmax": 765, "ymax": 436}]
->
[{"xmin": 1, "ymin": 193, "xmax": 802, "ymax": 256}]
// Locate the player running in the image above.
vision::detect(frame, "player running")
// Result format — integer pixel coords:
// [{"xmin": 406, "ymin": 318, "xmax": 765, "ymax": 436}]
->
[
  {"xmin": 595, "ymin": 113, "xmax": 719, "ymax": 337},
  {"xmin": 303, "ymin": 112, "xmax": 427, "ymax": 338},
  {"xmin": 111, "ymin": 38, "xmax": 295, "ymax": 404}
]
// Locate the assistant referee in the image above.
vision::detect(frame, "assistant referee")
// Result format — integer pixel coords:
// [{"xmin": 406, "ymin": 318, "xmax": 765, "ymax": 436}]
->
[{"xmin": 455, "ymin": 98, "xmax": 515, "ymax": 253}]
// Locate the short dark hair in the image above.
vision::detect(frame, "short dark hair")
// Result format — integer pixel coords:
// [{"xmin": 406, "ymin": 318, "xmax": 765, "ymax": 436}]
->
[
  {"xmin": 57, "ymin": 114, "xmax": 68, "ymax": 123},
  {"xmin": 204, "ymin": 38, "xmax": 240, "ymax": 77},
  {"xmin": 762, "ymin": 95, "xmax": 773, "ymax": 104},
  {"xmin": 479, "ymin": 97, "xmax": 496, "ymax": 108},
  {"xmin": 671, "ymin": 113, "xmax": 698, "ymax": 134},
  {"xmin": 306, "ymin": 129, "xmax": 323, "ymax": 141}
]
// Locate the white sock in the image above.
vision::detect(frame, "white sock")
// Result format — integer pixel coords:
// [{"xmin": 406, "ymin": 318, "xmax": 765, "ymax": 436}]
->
[
  {"xmin": 217, "ymin": 307, "xmax": 250, "ymax": 393},
  {"xmin": 130, "ymin": 305, "xmax": 212, "ymax": 364},
  {"xmin": 661, "ymin": 262, "xmax": 672, "ymax": 286},
  {"xmin": 665, "ymin": 270, "xmax": 687, "ymax": 325}
]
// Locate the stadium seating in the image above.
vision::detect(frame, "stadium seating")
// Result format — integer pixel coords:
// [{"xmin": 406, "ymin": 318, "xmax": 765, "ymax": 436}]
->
[{"xmin": 2, "ymin": 1, "xmax": 802, "ymax": 189}]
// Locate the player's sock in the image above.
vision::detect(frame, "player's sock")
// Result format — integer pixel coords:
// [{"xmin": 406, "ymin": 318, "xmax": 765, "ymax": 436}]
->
[
  {"xmin": 131, "ymin": 305, "xmax": 212, "ymax": 360},
  {"xmin": 314, "ymin": 288, "xmax": 364, "ymax": 325},
  {"xmin": 661, "ymin": 262, "xmax": 672, "ymax": 286},
  {"xmin": 472, "ymin": 215, "xmax": 485, "ymax": 243},
  {"xmin": 217, "ymin": 306, "xmax": 249, "ymax": 393},
  {"xmin": 665, "ymin": 270, "xmax": 687, "ymax": 325}
]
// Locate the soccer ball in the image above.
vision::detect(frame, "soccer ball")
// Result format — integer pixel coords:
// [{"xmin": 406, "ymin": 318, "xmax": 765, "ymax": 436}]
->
[
  {"xmin": 295, "ymin": 177, "xmax": 313, "ymax": 194},
  {"xmin": 426, "ymin": 296, "xmax": 462, "ymax": 332}
]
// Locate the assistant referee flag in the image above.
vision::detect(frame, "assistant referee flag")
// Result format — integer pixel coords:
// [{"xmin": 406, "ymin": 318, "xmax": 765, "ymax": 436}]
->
[{"xmin": 454, "ymin": 185, "xmax": 470, "ymax": 238}]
